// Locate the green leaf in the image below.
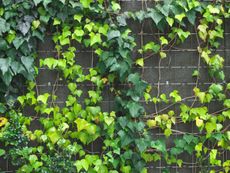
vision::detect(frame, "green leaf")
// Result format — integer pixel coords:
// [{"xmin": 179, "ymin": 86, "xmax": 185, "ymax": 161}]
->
[
  {"xmin": 86, "ymin": 106, "xmax": 101, "ymax": 115},
  {"xmin": 121, "ymin": 165, "xmax": 131, "ymax": 173},
  {"xmin": 146, "ymin": 119, "xmax": 156, "ymax": 128},
  {"xmin": 21, "ymin": 56, "xmax": 34, "ymax": 72},
  {"xmin": 126, "ymin": 101, "xmax": 144, "ymax": 118},
  {"xmin": 74, "ymin": 14, "xmax": 83, "ymax": 22},
  {"xmin": 37, "ymin": 93, "xmax": 50, "ymax": 104},
  {"xmin": 187, "ymin": 10, "xmax": 196, "ymax": 25},
  {"xmin": 143, "ymin": 42, "xmax": 160, "ymax": 53},
  {"xmin": 107, "ymin": 30, "xmax": 120, "ymax": 40},
  {"xmin": 0, "ymin": 18, "xmax": 10, "ymax": 35},
  {"xmin": 148, "ymin": 9, "xmax": 164, "ymax": 25},
  {"xmin": 160, "ymin": 52, "xmax": 166, "ymax": 59},
  {"xmin": 0, "ymin": 149, "xmax": 5, "ymax": 156},
  {"xmin": 169, "ymin": 90, "xmax": 182, "ymax": 102},
  {"xmin": 0, "ymin": 58, "xmax": 11, "ymax": 75},
  {"xmin": 75, "ymin": 118, "xmax": 90, "ymax": 132},
  {"xmin": 6, "ymin": 30, "xmax": 16, "ymax": 44},
  {"xmin": 33, "ymin": 0, "xmax": 42, "ymax": 6},
  {"xmin": 0, "ymin": 103, "xmax": 6, "ymax": 113},
  {"xmin": 160, "ymin": 36, "xmax": 168, "ymax": 45},
  {"xmin": 224, "ymin": 99, "xmax": 230, "ymax": 108},
  {"xmin": 53, "ymin": 18, "xmax": 61, "ymax": 25},
  {"xmin": 175, "ymin": 13, "xmax": 185, "ymax": 22},
  {"xmin": 166, "ymin": 17, "xmax": 174, "ymax": 27},
  {"xmin": 13, "ymin": 36, "xmax": 25, "ymax": 49},
  {"xmin": 47, "ymin": 127, "xmax": 61, "ymax": 144},
  {"xmin": 29, "ymin": 155, "xmax": 38, "ymax": 164},
  {"xmin": 209, "ymin": 84, "xmax": 223, "ymax": 96},
  {"xmin": 80, "ymin": 0, "xmax": 93, "ymax": 8},
  {"xmin": 205, "ymin": 122, "xmax": 216, "ymax": 134},
  {"xmin": 89, "ymin": 33, "xmax": 101, "ymax": 46},
  {"xmin": 164, "ymin": 128, "xmax": 172, "ymax": 137},
  {"xmin": 111, "ymin": 1, "xmax": 121, "ymax": 11},
  {"xmin": 105, "ymin": 116, "xmax": 114, "ymax": 126},
  {"xmin": 32, "ymin": 20, "xmax": 40, "ymax": 29}
]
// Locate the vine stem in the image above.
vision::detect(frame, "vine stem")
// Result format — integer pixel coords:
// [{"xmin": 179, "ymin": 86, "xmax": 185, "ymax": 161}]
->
[{"xmin": 145, "ymin": 95, "xmax": 195, "ymax": 118}]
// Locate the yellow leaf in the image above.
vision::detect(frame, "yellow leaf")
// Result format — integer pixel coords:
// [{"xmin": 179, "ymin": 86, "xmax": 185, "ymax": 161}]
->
[
  {"xmin": 146, "ymin": 119, "xmax": 156, "ymax": 128},
  {"xmin": 0, "ymin": 117, "xmax": 8, "ymax": 127},
  {"xmin": 160, "ymin": 52, "xmax": 166, "ymax": 59},
  {"xmin": 196, "ymin": 117, "xmax": 203, "ymax": 128},
  {"xmin": 136, "ymin": 58, "xmax": 144, "ymax": 67}
]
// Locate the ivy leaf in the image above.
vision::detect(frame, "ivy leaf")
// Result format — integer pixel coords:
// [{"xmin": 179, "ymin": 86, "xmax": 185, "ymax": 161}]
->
[
  {"xmin": 107, "ymin": 30, "xmax": 120, "ymax": 40},
  {"xmin": 224, "ymin": 99, "xmax": 230, "ymax": 108},
  {"xmin": 6, "ymin": 30, "xmax": 16, "ymax": 44},
  {"xmin": 135, "ymin": 138, "xmax": 148, "ymax": 152},
  {"xmin": 0, "ymin": 149, "xmax": 5, "ymax": 156},
  {"xmin": 89, "ymin": 33, "xmax": 101, "ymax": 46},
  {"xmin": 80, "ymin": 0, "xmax": 93, "ymax": 8},
  {"xmin": 169, "ymin": 90, "xmax": 182, "ymax": 102},
  {"xmin": 0, "ymin": 18, "xmax": 10, "ymax": 35},
  {"xmin": 0, "ymin": 103, "xmax": 6, "ymax": 113},
  {"xmin": 21, "ymin": 56, "xmax": 34, "ymax": 72},
  {"xmin": 43, "ymin": 0, "xmax": 52, "ymax": 8},
  {"xmin": 136, "ymin": 58, "xmax": 144, "ymax": 67},
  {"xmin": 164, "ymin": 128, "xmax": 172, "ymax": 137},
  {"xmin": 111, "ymin": 1, "xmax": 121, "ymax": 11},
  {"xmin": 143, "ymin": 42, "xmax": 160, "ymax": 53},
  {"xmin": 151, "ymin": 140, "xmax": 166, "ymax": 153},
  {"xmin": 105, "ymin": 116, "xmax": 114, "ymax": 126},
  {"xmin": 118, "ymin": 130, "xmax": 133, "ymax": 147},
  {"xmin": 196, "ymin": 117, "xmax": 204, "ymax": 128},
  {"xmin": 74, "ymin": 14, "xmax": 83, "ymax": 22},
  {"xmin": 0, "ymin": 38, "xmax": 8, "ymax": 50},
  {"xmin": 33, "ymin": 0, "xmax": 42, "ymax": 6},
  {"xmin": 192, "ymin": 70, "xmax": 199, "ymax": 77},
  {"xmin": 187, "ymin": 10, "xmax": 196, "ymax": 25},
  {"xmin": 175, "ymin": 13, "xmax": 185, "ymax": 22},
  {"xmin": 37, "ymin": 93, "xmax": 50, "ymax": 104},
  {"xmin": 86, "ymin": 106, "xmax": 101, "ymax": 115},
  {"xmin": 75, "ymin": 118, "xmax": 90, "ymax": 132},
  {"xmin": 166, "ymin": 17, "xmax": 174, "ymax": 27},
  {"xmin": 47, "ymin": 127, "xmax": 61, "ymax": 144},
  {"xmin": 146, "ymin": 120, "xmax": 156, "ymax": 128},
  {"xmin": 126, "ymin": 101, "xmax": 144, "ymax": 118},
  {"xmin": 0, "ymin": 58, "xmax": 11, "ymax": 75},
  {"xmin": 2, "ymin": 71, "xmax": 12, "ymax": 86},
  {"xmin": 148, "ymin": 9, "xmax": 164, "ymax": 25},
  {"xmin": 53, "ymin": 18, "xmax": 61, "ymax": 25},
  {"xmin": 18, "ymin": 21, "xmax": 31, "ymax": 36},
  {"xmin": 205, "ymin": 122, "xmax": 216, "ymax": 134},
  {"xmin": 29, "ymin": 155, "xmax": 38, "ymax": 164},
  {"xmin": 209, "ymin": 84, "xmax": 223, "ymax": 96},
  {"xmin": 13, "ymin": 36, "xmax": 25, "ymax": 49}
]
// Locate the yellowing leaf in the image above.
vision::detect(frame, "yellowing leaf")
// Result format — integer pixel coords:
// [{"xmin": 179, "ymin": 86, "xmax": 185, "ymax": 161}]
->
[
  {"xmin": 146, "ymin": 119, "xmax": 156, "ymax": 128},
  {"xmin": 74, "ymin": 14, "xmax": 83, "ymax": 22},
  {"xmin": 166, "ymin": 17, "xmax": 174, "ymax": 27},
  {"xmin": 136, "ymin": 58, "xmax": 144, "ymax": 67},
  {"xmin": 0, "ymin": 117, "xmax": 8, "ymax": 127},
  {"xmin": 175, "ymin": 13, "xmax": 186, "ymax": 22},
  {"xmin": 75, "ymin": 118, "xmax": 90, "ymax": 132},
  {"xmin": 160, "ymin": 52, "xmax": 166, "ymax": 59},
  {"xmin": 160, "ymin": 36, "xmax": 168, "ymax": 45},
  {"xmin": 196, "ymin": 117, "xmax": 203, "ymax": 128}
]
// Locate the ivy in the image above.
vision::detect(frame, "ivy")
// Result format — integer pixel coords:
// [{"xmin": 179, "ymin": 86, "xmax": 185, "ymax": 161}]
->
[{"xmin": 0, "ymin": 0, "xmax": 229, "ymax": 173}]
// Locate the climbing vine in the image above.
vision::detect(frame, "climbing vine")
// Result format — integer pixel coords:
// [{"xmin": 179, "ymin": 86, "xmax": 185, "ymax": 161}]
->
[{"xmin": 0, "ymin": 0, "xmax": 230, "ymax": 173}]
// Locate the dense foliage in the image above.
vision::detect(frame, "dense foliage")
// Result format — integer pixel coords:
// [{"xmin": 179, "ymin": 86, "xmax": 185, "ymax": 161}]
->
[{"xmin": 0, "ymin": 0, "xmax": 230, "ymax": 172}]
